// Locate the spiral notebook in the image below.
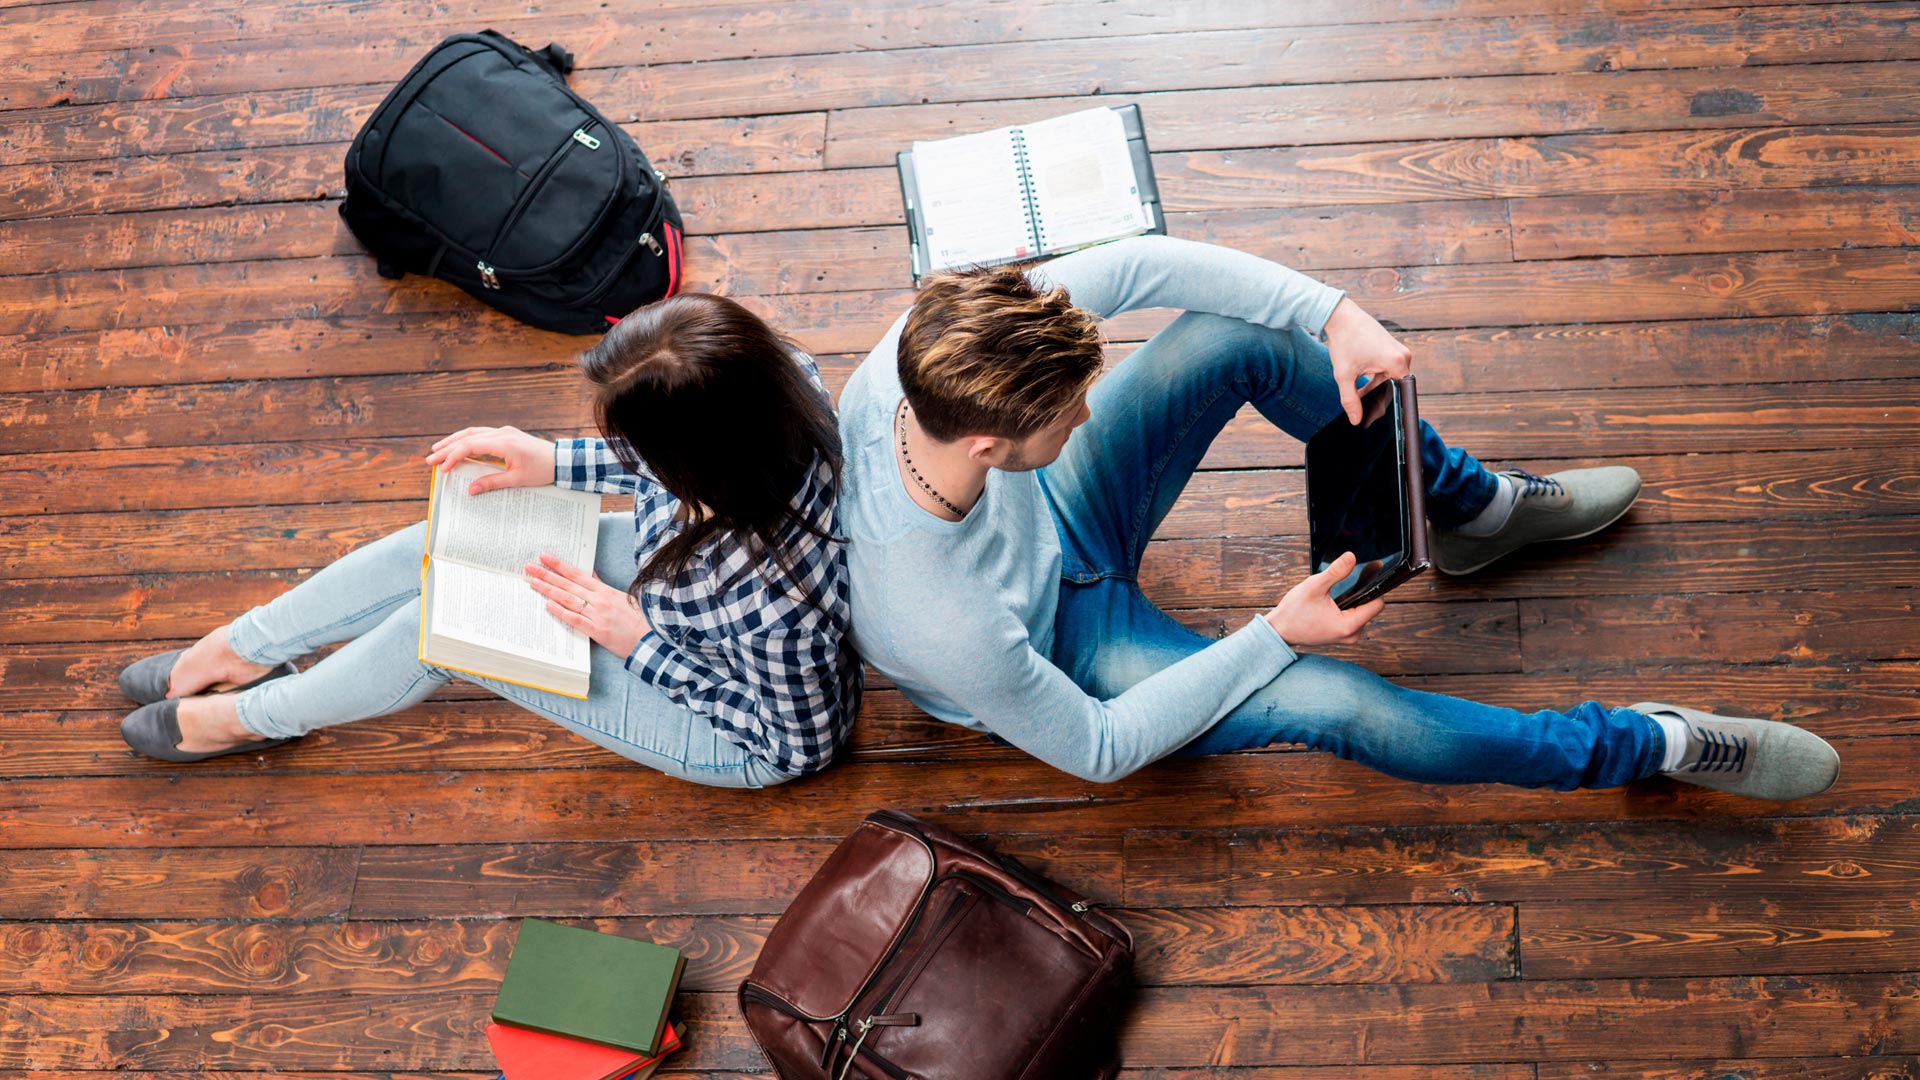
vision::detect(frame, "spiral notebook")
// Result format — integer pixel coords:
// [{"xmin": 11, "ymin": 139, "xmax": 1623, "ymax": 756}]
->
[{"xmin": 897, "ymin": 105, "xmax": 1163, "ymax": 282}]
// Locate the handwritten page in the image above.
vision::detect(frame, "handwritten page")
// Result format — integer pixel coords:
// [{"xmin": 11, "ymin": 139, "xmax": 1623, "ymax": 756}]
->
[
  {"xmin": 911, "ymin": 126, "xmax": 1037, "ymax": 271},
  {"xmin": 1022, "ymin": 107, "xmax": 1149, "ymax": 253}
]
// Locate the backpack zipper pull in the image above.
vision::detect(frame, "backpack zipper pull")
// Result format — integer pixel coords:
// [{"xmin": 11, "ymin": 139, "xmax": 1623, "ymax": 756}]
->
[
  {"xmin": 639, "ymin": 232, "xmax": 664, "ymax": 257},
  {"xmin": 571, "ymin": 127, "xmax": 601, "ymax": 150},
  {"xmin": 476, "ymin": 261, "xmax": 500, "ymax": 289},
  {"xmin": 833, "ymin": 1014, "xmax": 917, "ymax": 1080}
]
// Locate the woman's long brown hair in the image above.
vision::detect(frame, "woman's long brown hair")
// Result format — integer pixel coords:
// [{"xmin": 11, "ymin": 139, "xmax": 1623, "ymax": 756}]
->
[{"xmin": 577, "ymin": 294, "xmax": 843, "ymax": 608}]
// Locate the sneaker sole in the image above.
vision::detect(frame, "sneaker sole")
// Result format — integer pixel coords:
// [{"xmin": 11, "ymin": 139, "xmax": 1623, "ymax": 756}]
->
[{"xmin": 1434, "ymin": 489, "xmax": 1641, "ymax": 577}]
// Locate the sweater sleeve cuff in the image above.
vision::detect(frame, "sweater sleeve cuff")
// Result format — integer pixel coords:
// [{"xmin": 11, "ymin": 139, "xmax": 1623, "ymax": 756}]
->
[
  {"xmin": 1243, "ymin": 613, "xmax": 1300, "ymax": 670},
  {"xmin": 1302, "ymin": 284, "xmax": 1347, "ymax": 336}
]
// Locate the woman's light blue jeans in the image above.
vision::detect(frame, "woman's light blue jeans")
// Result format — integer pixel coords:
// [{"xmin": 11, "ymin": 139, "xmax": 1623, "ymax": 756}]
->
[
  {"xmin": 1039, "ymin": 312, "xmax": 1663, "ymax": 789},
  {"xmin": 224, "ymin": 513, "xmax": 793, "ymax": 788}
]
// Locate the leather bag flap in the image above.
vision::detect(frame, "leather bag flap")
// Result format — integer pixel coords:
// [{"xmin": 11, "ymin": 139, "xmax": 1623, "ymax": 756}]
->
[{"xmin": 749, "ymin": 817, "xmax": 935, "ymax": 1020}]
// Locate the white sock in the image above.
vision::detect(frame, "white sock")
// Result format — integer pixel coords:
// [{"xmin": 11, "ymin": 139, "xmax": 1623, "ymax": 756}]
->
[
  {"xmin": 1452, "ymin": 474, "xmax": 1517, "ymax": 537},
  {"xmin": 1654, "ymin": 714, "xmax": 1690, "ymax": 771}
]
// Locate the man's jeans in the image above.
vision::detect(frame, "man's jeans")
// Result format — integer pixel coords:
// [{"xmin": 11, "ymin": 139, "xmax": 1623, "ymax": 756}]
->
[{"xmin": 1038, "ymin": 313, "xmax": 1663, "ymax": 789}]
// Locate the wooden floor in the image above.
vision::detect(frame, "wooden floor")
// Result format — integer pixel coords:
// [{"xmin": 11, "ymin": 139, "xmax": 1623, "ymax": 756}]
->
[{"xmin": 3, "ymin": 0, "xmax": 1919, "ymax": 1074}]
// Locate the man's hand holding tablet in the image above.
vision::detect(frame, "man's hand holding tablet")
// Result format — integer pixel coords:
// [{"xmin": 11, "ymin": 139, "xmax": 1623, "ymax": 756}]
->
[{"xmin": 1304, "ymin": 376, "xmax": 1432, "ymax": 612}]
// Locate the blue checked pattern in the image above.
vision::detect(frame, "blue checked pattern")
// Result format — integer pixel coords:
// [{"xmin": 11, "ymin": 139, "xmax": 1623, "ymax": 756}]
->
[{"xmin": 552, "ymin": 356, "xmax": 859, "ymax": 775}]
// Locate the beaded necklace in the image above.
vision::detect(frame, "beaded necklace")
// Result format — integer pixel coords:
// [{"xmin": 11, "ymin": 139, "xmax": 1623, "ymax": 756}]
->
[{"xmin": 896, "ymin": 399, "xmax": 967, "ymax": 519}]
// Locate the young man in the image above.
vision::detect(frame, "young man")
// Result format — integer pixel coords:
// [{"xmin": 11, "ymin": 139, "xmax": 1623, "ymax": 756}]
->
[{"xmin": 837, "ymin": 235, "xmax": 1839, "ymax": 800}]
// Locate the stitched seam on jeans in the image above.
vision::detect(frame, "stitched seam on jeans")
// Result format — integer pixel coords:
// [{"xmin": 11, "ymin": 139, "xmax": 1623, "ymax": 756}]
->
[
  {"xmin": 273, "ymin": 588, "xmax": 424, "ymax": 657},
  {"xmin": 251, "ymin": 665, "xmax": 446, "ymax": 740},
  {"xmin": 530, "ymin": 697, "xmax": 759, "ymax": 774},
  {"xmin": 1124, "ymin": 381, "xmax": 1237, "ymax": 577}
]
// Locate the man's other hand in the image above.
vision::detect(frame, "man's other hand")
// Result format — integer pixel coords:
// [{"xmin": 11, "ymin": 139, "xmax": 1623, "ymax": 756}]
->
[
  {"xmin": 1265, "ymin": 551, "xmax": 1386, "ymax": 647},
  {"xmin": 1323, "ymin": 297, "xmax": 1412, "ymax": 425}
]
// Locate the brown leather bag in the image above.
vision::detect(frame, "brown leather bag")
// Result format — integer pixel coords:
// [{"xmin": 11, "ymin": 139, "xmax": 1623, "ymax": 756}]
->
[{"xmin": 739, "ymin": 810, "xmax": 1133, "ymax": 1080}]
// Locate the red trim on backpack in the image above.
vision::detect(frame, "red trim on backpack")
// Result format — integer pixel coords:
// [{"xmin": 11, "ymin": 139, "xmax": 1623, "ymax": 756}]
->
[{"xmin": 662, "ymin": 220, "xmax": 682, "ymax": 297}]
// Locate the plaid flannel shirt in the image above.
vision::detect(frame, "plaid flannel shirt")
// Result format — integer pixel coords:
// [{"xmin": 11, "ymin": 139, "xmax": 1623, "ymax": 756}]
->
[{"xmin": 552, "ymin": 359, "xmax": 859, "ymax": 776}]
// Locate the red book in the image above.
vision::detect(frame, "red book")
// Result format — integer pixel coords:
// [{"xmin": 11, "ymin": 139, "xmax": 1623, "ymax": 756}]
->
[{"xmin": 486, "ymin": 1020, "xmax": 681, "ymax": 1080}]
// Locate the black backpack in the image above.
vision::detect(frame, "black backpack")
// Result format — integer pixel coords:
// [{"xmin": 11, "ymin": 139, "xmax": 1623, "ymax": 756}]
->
[{"xmin": 340, "ymin": 31, "xmax": 682, "ymax": 335}]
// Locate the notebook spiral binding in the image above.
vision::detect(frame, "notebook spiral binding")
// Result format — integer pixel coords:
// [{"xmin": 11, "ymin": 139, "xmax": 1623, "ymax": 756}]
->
[{"xmin": 1012, "ymin": 128, "xmax": 1043, "ymax": 253}]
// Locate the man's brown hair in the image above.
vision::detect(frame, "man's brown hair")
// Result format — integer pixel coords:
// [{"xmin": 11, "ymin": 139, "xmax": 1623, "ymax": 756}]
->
[{"xmin": 897, "ymin": 265, "xmax": 1103, "ymax": 442}]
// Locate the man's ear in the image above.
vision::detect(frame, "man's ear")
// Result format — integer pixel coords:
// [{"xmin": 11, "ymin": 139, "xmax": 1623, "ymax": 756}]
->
[{"xmin": 962, "ymin": 435, "xmax": 1009, "ymax": 465}]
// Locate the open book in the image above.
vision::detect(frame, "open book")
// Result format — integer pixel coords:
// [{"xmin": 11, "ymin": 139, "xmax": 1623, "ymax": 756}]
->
[
  {"xmin": 420, "ymin": 462, "xmax": 601, "ymax": 699},
  {"xmin": 897, "ymin": 104, "xmax": 1163, "ymax": 282}
]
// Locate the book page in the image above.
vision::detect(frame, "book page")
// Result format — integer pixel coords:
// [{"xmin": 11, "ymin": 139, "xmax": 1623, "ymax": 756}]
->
[
  {"xmin": 431, "ymin": 462, "xmax": 597, "ymax": 574},
  {"xmin": 1022, "ymin": 107, "xmax": 1149, "ymax": 254},
  {"xmin": 910, "ymin": 126, "xmax": 1038, "ymax": 271},
  {"xmin": 428, "ymin": 559, "xmax": 589, "ymax": 669}
]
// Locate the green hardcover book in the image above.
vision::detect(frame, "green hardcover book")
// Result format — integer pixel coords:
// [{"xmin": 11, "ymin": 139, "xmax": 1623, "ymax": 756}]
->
[{"xmin": 493, "ymin": 919, "xmax": 686, "ymax": 1054}]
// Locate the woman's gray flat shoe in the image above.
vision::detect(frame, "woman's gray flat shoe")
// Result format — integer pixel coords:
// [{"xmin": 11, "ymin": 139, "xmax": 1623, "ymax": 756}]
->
[
  {"xmin": 120, "ymin": 698, "xmax": 298, "ymax": 763},
  {"xmin": 118, "ymin": 649, "xmax": 299, "ymax": 705}
]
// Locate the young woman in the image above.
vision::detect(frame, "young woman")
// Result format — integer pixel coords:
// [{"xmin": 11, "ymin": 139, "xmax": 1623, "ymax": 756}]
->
[{"xmin": 118, "ymin": 295, "xmax": 860, "ymax": 787}]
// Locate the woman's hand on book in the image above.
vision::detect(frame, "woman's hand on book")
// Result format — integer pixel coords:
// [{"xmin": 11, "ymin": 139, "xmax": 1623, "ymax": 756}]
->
[
  {"xmin": 427, "ymin": 426, "xmax": 557, "ymax": 494},
  {"xmin": 1322, "ymin": 298, "xmax": 1412, "ymax": 425},
  {"xmin": 1265, "ymin": 551, "xmax": 1385, "ymax": 647},
  {"xmin": 526, "ymin": 552, "xmax": 652, "ymax": 659}
]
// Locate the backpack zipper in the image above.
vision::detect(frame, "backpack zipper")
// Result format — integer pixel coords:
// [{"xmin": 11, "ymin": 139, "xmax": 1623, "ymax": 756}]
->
[{"xmin": 484, "ymin": 120, "xmax": 596, "ymax": 267}]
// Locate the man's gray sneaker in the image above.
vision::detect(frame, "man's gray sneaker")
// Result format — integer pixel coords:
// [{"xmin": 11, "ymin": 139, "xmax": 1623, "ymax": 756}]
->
[
  {"xmin": 1635, "ymin": 701, "xmax": 1840, "ymax": 802},
  {"xmin": 1431, "ymin": 466, "xmax": 1642, "ymax": 575}
]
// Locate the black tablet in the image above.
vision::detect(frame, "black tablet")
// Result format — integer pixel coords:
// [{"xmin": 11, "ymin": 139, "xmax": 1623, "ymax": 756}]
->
[{"xmin": 1305, "ymin": 376, "xmax": 1430, "ymax": 609}]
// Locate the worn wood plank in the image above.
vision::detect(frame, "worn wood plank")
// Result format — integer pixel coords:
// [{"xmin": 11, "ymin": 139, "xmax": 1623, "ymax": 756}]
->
[
  {"xmin": 1511, "ymin": 184, "xmax": 1920, "ymax": 259},
  {"xmin": 1, "ymin": 87, "xmax": 827, "ymax": 170},
  {"xmin": 1400, "ymin": 662, "xmax": 1920, "ymax": 739},
  {"xmin": 823, "ymin": 62, "xmax": 1920, "ymax": 168},
  {"xmin": 0, "ymin": 915, "xmax": 769, "ymax": 995},
  {"xmin": 14, "ymin": 121, "xmax": 1920, "ymax": 229},
  {"xmin": 1399, "ymin": 313, "xmax": 1920, "ymax": 395},
  {"xmin": 1326, "ymin": 247, "xmax": 1920, "ymax": 330},
  {"xmin": 0, "ymin": 0, "xmax": 1853, "ymax": 69},
  {"xmin": 0, "ymin": 691, "xmax": 1018, "ymax": 778},
  {"xmin": 16, "ymin": 56, "xmax": 1920, "ymax": 171},
  {"xmin": 0, "ymin": 736, "xmax": 1908, "ymax": 851},
  {"xmin": 4, "ymin": 305, "xmax": 1911, "ymax": 404},
  {"xmin": 1159, "ymin": 124, "xmax": 1920, "ymax": 211},
  {"xmin": 9, "ymin": 356, "xmax": 1917, "ymax": 461},
  {"xmin": 14, "ymin": 243, "xmax": 1916, "ymax": 343},
  {"xmin": 0, "ymin": 197, "xmax": 1517, "ymax": 283},
  {"xmin": 1137, "ymin": 518, "xmax": 1920, "ymax": 607},
  {"xmin": 5, "ymin": 426, "xmax": 1913, "ymax": 528},
  {"xmin": 0, "ymin": 847, "xmax": 357, "ymax": 920},
  {"xmin": 1125, "ymin": 904, "xmax": 1514, "ymax": 986},
  {"xmin": 1533, "ymin": 1059, "xmax": 1920, "ymax": 1080},
  {"xmin": 1116, "ymin": 976, "xmax": 1920, "ymax": 1065},
  {"xmin": 1123, "ymin": 815, "xmax": 1920, "ymax": 908},
  {"xmin": 1151, "ymin": 449, "xmax": 1920, "ymax": 539},
  {"xmin": 15, "ymin": 4, "xmax": 1920, "ymax": 113},
  {"xmin": 1204, "ymin": 379, "xmax": 1920, "ymax": 469},
  {"xmin": 1519, "ymin": 590, "xmax": 1920, "ymax": 669},
  {"xmin": 0, "ymin": 569, "xmax": 311, "ymax": 645},
  {"xmin": 349, "ymin": 835, "xmax": 1122, "ymax": 918},
  {"xmin": 0, "ymin": 438, "xmax": 445, "ymax": 518},
  {"xmin": 1521, "ymin": 895, "xmax": 1920, "ymax": 979},
  {"xmin": 0, "ymin": 903, "xmax": 1510, "ymax": 993},
  {"xmin": 4, "ymin": 976, "xmax": 1913, "ymax": 1069}
]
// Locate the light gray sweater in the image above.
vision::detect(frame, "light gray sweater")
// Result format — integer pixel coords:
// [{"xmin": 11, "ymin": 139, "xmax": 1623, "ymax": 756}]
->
[{"xmin": 837, "ymin": 235, "xmax": 1347, "ymax": 782}]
